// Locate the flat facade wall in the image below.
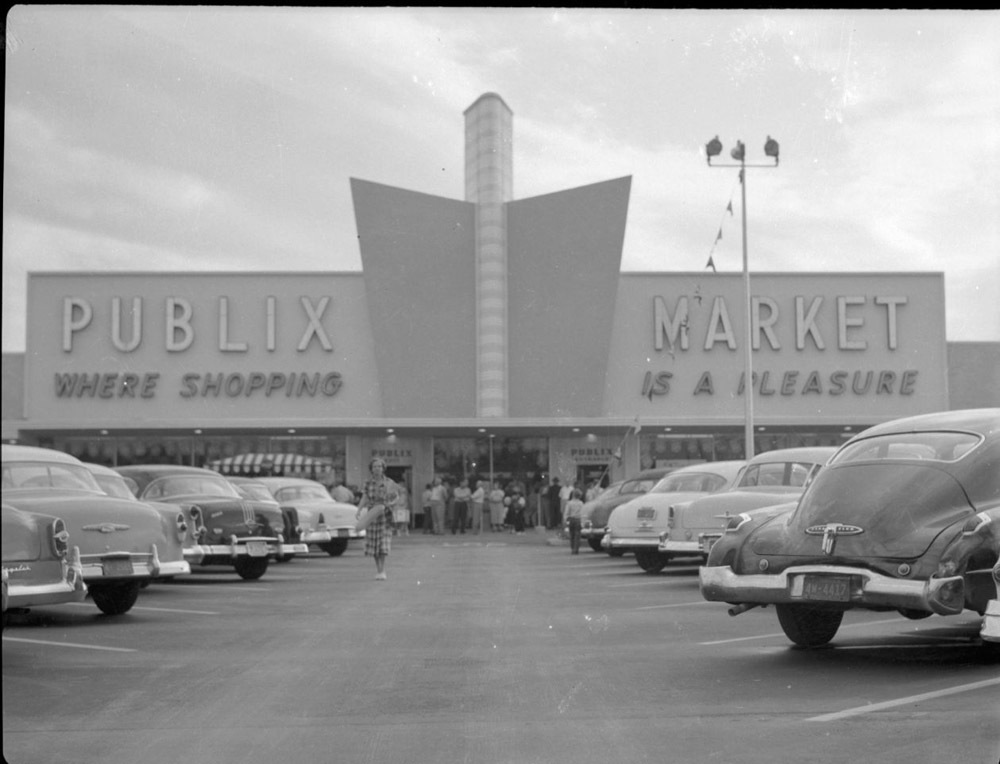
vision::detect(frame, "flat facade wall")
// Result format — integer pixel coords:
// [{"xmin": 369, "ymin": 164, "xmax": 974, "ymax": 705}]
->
[
  {"xmin": 605, "ymin": 272, "xmax": 949, "ymax": 425},
  {"xmin": 16, "ymin": 270, "xmax": 950, "ymax": 430}
]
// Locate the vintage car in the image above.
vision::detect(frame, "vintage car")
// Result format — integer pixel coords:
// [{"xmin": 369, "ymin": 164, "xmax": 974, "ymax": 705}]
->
[
  {"xmin": 700, "ymin": 409, "xmax": 1000, "ymax": 648},
  {"xmin": 2, "ymin": 445, "xmax": 184, "ymax": 614},
  {"xmin": 580, "ymin": 467, "xmax": 675, "ymax": 554},
  {"xmin": 253, "ymin": 477, "xmax": 364, "ymax": 557},
  {"xmin": 227, "ymin": 476, "xmax": 307, "ymax": 562},
  {"xmin": 2, "ymin": 503, "xmax": 88, "ymax": 626},
  {"xmin": 603, "ymin": 461, "xmax": 746, "ymax": 573},
  {"xmin": 660, "ymin": 447, "xmax": 836, "ymax": 562},
  {"xmin": 116, "ymin": 465, "xmax": 307, "ymax": 580},
  {"xmin": 83, "ymin": 462, "xmax": 193, "ymax": 583}
]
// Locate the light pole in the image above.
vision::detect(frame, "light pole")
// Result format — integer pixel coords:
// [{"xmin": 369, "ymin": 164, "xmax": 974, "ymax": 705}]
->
[{"xmin": 705, "ymin": 135, "xmax": 779, "ymax": 460}]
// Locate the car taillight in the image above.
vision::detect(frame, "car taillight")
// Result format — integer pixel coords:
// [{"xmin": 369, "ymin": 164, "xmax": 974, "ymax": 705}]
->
[
  {"xmin": 667, "ymin": 507, "xmax": 675, "ymax": 529},
  {"xmin": 188, "ymin": 507, "xmax": 206, "ymax": 540},
  {"xmin": 962, "ymin": 512, "xmax": 990, "ymax": 535},
  {"xmin": 725, "ymin": 513, "xmax": 752, "ymax": 533},
  {"xmin": 51, "ymin": 518, "xmax": 70, "ymax": 558}
]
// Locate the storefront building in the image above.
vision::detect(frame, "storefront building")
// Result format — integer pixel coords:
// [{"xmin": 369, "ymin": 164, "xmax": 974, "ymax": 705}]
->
[{"xmin": 2, "ymin": 93, "xmax": 997, "ymax": 508}]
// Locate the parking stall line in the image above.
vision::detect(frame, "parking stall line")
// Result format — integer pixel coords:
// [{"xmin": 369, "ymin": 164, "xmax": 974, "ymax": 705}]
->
[
  {"xmin": 2, "ymin": 636, "xmax": 137, "ymax": 652},
  {"xmin": 63, "ymin": 602, "xmax": 219, "ymax": 615},
  {"xmin": 636, "ymin": 601, "xmax": 714, "ymax": 610},
  {"xmin": 698, "ymin": 617, "xmax": 907, "ymax": 645},
  {"xmin": 806, "ymin": 677, "xmax": 1000, "ymax": 722}
]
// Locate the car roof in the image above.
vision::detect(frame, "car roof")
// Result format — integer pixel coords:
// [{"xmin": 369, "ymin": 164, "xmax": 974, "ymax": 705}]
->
[
  {"xmin": 2, "ymin": 444, "xmax": 83, "ymax": 465},
  {"xmin": 851, "ymin": 408, "xmax": 1000, "ymax": 440},
  {"xmin": 669, "ymin": 460, "xmax": 746, "ymax": 475},
  {"xmin": 254, "ymin": 477, "xmax": 323, "ymax": 488},
  {"xmin": 81, "ymin": 462, "xmax": 120, "ymax": 476},
  {"xmin": 747, "ymin": 446, "xmax": 837, "ymax": 465}
]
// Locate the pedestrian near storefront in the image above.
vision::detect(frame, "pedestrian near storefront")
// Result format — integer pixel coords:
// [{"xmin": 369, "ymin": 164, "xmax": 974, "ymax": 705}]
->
[
  {"xmin": 393, "ymin": 482, "xmax": 410, "ymax": 536},
  {"xmin": 488, "ymin": 482, "xmax": 505, "ymax": 531},
  {"xmin": 546, "ymin": 478, "xmax": 561, "ymax": 529},
  {"xmin": 564, "ymin": 489, "xmax": 585, "ymax": 554},
  {"xmin": 421, "ymin": 483, "xmax": 433, "ymax": 534},
  {"xmin": 429, "ymin": 476, "xmax": 447, "ymax": 535},
  {"xmin": 452, "ymin": 478, "xmax": 471, "ymax": 534},
  {"xmin": 471, "ymin": 480, "xmax": 486, "ymax": 534},
  {"xmin": 355, "ymin": 457, "xmax": 399, "ymax": 580}
]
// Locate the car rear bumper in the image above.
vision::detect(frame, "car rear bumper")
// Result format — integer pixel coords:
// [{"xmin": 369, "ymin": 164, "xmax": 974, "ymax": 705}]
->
[
  {"xmin": 605, "ymin": 534, "xmax": 659, "ymax": 550},
  {"xmin": 3, "ymin": 553, "xmax": 88, "ymax": 609},
  {"xmin": 80, "ymin": 545, "xmax": 166, "ymax": 581},
  {"xmin": 185, "ymin": 536, "xmax": 281, "ymax": 564},
  {"xmin": 658, "ymin": 539, "xmax": 701, "ymax": 554},
  {"xmin": 299, "ymin": 529, "xmax": 333, "ymax": 544},
  {"xmin": 280, "ymin": 543, "xmax": 310, "ymax": 556},
  {"xmin": 982, "ymin": 600, "xmax": 1000, "ymax": 643},
  {"xmin": 699, "ymin": 564, "xmax": 966, "ymax": 616}
]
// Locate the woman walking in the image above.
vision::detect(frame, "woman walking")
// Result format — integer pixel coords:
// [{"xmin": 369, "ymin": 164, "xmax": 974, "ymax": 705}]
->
[{"xmin": 356, "ymin": 457, "xmax": 398, "ymax": 580}]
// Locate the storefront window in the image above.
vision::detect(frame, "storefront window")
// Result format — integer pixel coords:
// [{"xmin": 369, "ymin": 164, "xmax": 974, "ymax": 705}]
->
[
  {"xmin": 639, "ymin": 429, "xmax": 850, "ymax": 468},
  {"xmin": 434, "ymin": 436, "xmax": 548, "ymax": 495},
  {"xmin": 50, "ymin": 433, "xmax": 346, "ymax": 481}
]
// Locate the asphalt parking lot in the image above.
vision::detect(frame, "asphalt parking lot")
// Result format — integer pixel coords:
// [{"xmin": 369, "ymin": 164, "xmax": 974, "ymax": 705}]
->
[{"xmin": 3, "ymin": 530, "xmax": 998, "ymax": 764}]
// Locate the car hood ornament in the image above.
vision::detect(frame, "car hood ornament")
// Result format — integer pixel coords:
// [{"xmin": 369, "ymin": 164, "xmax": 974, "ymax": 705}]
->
[{"xmin": 805, "ymin": 523, "xmax": 864, "ymax": 555}]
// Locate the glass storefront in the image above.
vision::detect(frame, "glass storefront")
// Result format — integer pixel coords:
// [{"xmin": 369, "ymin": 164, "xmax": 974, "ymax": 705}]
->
[
  {"xmin": 433, "ymin": 436, "xmax": 549, "ymax": 495},
  {"xmin": 638, "ymin": 429, "xmax": 850, "ymax": 469}
]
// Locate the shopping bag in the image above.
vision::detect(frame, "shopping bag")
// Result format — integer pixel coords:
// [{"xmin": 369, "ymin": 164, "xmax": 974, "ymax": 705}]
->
[{"xmin": 355, "ymin": 504, "xmax": 389, "ymax": 531}]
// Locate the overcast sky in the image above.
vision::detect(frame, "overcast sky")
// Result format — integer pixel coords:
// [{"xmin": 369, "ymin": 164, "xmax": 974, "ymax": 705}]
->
[{"xmin": 4, "ymin": 7, "xmax": 999, "ymax": 353}]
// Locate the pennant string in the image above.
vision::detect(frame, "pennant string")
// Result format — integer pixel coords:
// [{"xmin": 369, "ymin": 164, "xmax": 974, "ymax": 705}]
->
[{"xmin": 705, "ymin": 173, "xmax": 740, "ymax": 271}]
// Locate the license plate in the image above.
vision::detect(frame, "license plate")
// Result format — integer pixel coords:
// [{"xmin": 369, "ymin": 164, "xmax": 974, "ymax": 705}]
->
[
  {"xmin": 102, "ymin": 558, "xmax": 134, "ymax": 577},
  {"xmin": 637, "ymin": 508, "xmax": 656, "ymax": 520},
  {"xmin": 245, "ymin": 541, "xmax": 269, "ymax": 557},
  {"xmin": 802, "ymin": 575, "xmax": 851, "ymax": 602}
]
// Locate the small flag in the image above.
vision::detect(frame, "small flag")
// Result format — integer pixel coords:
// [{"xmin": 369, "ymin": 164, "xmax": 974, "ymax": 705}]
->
[
  {"xmin": 632, "ymin": 417, "xmax": 642, "ymax": 435},
  {"xmin": 726, "ymin": 200, "xmax": 733, "ymax": 215},
  {"xmin": 706, "ymin": 256, "xmax": 716, "ymax": 272},
  {"xmin": 714, "ymin": 228, "xmax": 723, "ymax": 244}
]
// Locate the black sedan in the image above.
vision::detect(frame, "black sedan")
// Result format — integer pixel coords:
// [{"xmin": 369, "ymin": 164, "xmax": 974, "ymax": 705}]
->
[
  {"xmin": 700, "ymin": 408, "xmax": 1000, "ymax": 648},
  {"xmin": 116, "ymin": 465, "xmax": 300, "ymax": 580}
]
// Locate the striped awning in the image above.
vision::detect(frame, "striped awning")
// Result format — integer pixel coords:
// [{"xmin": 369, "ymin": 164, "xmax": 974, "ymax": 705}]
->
[{"xmin": 207, "ymin": 453, "xmax": 334, "ymax": 476}]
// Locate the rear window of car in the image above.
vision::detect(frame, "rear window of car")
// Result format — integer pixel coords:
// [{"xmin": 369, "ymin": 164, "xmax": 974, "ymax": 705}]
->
[
  {"xmin": 143, "ymin": 475, "xmax": 241, "ymax": 500},
  {"xmin": 2, "ymin": 462, "xmax": 103, "ymax": 493},
  {"xmin": 620, "ymin": 478, "xmax": 657, "ymax": 495},
  {"xmin": 832, "ymin": 432, "xmax": 981, "ymax": 465},
  {"xmin": 651, "ymin": 472, "xmax": 728, "ymax": 494},
  {"xmin": 738, "ymin": 461, "xmax": 817, "ymax": 488}
]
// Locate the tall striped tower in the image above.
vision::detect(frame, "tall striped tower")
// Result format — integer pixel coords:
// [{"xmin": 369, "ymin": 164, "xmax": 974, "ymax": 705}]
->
[{"xmin": 464, "ymin": 93, "xmax": 513, "ymax": 418}]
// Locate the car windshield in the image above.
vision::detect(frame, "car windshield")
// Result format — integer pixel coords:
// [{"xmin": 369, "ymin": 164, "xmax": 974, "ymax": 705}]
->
[
  {"xmin": 274, "ymin": 485, "xmax": 330, "ymax": 502},
  {"xmin": 832, "ymin": 431, "xmax": 981, "ymax": 465},
  {"xmin": 737, "ymin": 461, "xmax": 818, "ymax": 488},
  {"xmin": 142, "ymin": 475, "xmax": 241, "ymax": 500},
  {"xmin": 619, "ymin": 478, "xmax": 657, "ymax": 495},
  {"xmin": 2, "ymin": 461, "xmax": 104, "ymax": 493},
  {"xmin": 650, "ymin": 471, "xmax": 728, "ymax": 494},
  {"xmin": 595, "ymin": 482, "xmax": 623, "ymax": 500},
  {"xmin": 235, "ymin": 483, "xmax": 275, "ymax": 502},
  {"xmin": 94, "ymin": 473, "xmax": 137, "ymax": 499}
]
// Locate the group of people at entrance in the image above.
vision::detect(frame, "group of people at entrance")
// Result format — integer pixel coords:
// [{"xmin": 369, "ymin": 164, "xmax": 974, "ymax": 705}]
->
[{"xmin": 421, "ymin": 477, "xmax": 530, "ymax": 535}]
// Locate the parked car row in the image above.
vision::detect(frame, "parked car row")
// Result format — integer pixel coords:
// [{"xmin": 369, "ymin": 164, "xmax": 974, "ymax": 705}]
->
[
  {"xmin": 579, "ymin": 409, "xmax": 999, "ymax": 650},
  {"xmin": 700, "ymin": 408, "xmax": 1000, "ymax": 649},
  {"xmin": 1, "ymin": 446, "xmax": 365, "ymax": 625}
]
